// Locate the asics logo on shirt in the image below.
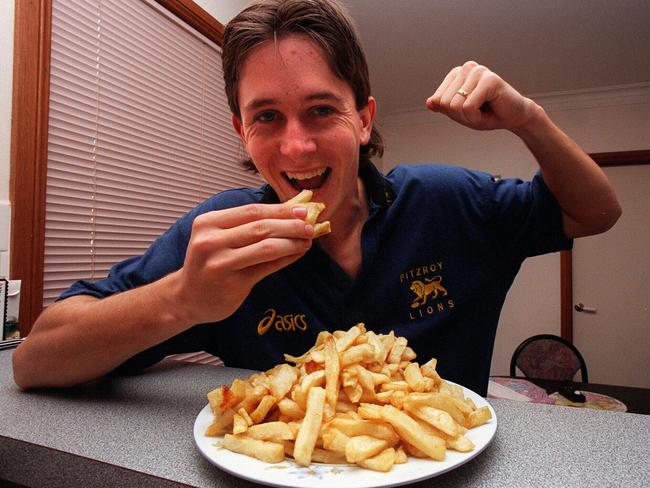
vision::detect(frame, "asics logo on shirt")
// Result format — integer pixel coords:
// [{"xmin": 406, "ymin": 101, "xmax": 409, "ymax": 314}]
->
[{"xmin": 257, "ymin": 308, "xmax": 308, "ymax": 335}]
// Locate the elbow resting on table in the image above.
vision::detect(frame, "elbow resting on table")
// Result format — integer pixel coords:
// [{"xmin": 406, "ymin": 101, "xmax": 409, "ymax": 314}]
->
[{"xmin": 12, "ymin": 344, "xmax": 35, "ymax": 390}]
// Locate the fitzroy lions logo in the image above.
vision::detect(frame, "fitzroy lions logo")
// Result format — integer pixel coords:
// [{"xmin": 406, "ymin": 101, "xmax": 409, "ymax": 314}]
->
[
  {"xmin": 401, "ymin": 261, "xmax": 454, "ymax": 320},
  {"xmin": 410, "ymin": 276, "xmax": 447, "ymax": 308}
]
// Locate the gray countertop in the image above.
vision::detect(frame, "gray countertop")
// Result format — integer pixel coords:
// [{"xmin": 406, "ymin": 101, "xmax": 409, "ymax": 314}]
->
[{"xmin": 1, "ymin": 349, "xmax": 649, "ymax": 487}]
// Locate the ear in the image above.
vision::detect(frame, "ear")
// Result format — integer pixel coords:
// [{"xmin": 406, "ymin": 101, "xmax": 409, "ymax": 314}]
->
[
  {"xmin": 232, "ymin": 114, "xmax": 246, "ymax": 143},
  {"xmin": 358, "ymin": 96, "xmax": 376, "ymax": 145}
]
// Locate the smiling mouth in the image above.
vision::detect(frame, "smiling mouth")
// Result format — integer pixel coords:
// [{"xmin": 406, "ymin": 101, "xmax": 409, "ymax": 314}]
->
[{"xmin": 284, "ymin": 167, "xmax": 331, "ymax": 191}]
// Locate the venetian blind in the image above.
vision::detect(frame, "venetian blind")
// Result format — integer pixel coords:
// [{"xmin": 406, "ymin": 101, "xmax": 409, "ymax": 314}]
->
[{"xmin": 43, "ymin": 0, "xmax": 261, "ymax": 305}]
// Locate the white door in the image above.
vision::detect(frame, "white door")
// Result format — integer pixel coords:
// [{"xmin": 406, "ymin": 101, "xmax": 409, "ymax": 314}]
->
[{"xmin": 572, "ymin": 164, "xmax": 650, "ymax": 388}]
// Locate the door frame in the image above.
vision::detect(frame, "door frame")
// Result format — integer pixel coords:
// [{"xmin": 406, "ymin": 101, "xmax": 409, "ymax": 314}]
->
[{"xmin": 560, "ymin": 149, "xmax": 650, "ymax": 342}]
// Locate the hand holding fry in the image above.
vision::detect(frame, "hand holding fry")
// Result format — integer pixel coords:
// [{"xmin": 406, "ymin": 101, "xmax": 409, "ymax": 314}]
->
[{"xmin": 205, "ymin": 324, "xmax": 492, "ymax": 472}]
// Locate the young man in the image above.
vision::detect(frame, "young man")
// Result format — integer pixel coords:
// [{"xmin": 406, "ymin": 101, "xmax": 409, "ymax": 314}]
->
[{"xmin": 13, "ymin": 0, "xmax": 620, "ymax": 395}]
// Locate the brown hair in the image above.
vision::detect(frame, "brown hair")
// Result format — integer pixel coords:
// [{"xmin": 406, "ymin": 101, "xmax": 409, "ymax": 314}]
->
[{"xmin": 222, "ymin": 0, "xmax": 384, "ymax": 172}]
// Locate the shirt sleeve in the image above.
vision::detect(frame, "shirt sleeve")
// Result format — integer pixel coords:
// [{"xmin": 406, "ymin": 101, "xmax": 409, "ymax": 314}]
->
[
  {"xmin": 58, "ymin": 213, "xmax": 192, "ymax": 300},
  {"xmin": 490, "ymin": 171, "xmax": 573, "ymax": 261}
]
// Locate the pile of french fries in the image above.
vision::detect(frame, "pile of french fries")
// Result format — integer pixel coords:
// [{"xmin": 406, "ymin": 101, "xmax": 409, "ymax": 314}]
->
[{"xmin": 204, "ymin": 324, "xmax": 492, "ymax": 472}]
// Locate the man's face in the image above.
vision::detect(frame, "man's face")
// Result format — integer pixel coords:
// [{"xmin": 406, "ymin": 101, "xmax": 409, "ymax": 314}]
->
[{"xmin": 233, "ymin": 35, "xmax": 375, "ymax": 222}]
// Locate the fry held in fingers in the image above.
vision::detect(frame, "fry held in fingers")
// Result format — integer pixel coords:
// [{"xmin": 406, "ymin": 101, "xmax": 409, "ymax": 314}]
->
[
  {"xmin": 205, "ymin": 324, "xmax": 492, "ymax": 471},
  {"xmin": 286, "ymin": 189, "xmax": 331, "ymax": 238}
]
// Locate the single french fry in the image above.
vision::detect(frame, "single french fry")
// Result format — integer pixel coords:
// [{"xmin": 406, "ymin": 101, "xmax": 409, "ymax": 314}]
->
[
  {"xmin": 293, "ymin": 386, "xmax": 326, "ymax": 466},
  {"xmin": 277, "ymin": 398, "xmax": 305, "ymax": 420},
  {"xmin": 357, "ymin": 447, "xmax": 396, "ymax": 472},
  {"xmin": 387, "ymin": 337, "xmax": 407, "ymax": 364},
  {"xmin": 381, "ymin": 381, "xmax": 410, "ymax": 392},
  {"xmin": 322, "ymin": 427, "xmax": 351, "ymax": 454},
  {"xmin": 401, "ymin": 347, "xmax": 417, "ymax": 362},
  {"xmin": 446, "ymin": 434, "xmax": 475, "ymax": 452},
  {"xmin": 246, "ymin": 421, "xmax": 295, "ymax": 441},
  {"xmin": 380, "ymin": 405, "xmax": 446, "ymax": 461},
  {"xmin": 394, "ymin": 445, "xmax": 408, "ymax": 464},
  {"xmin": 344, "ymin": 383, "xmax": 363, "ymax": 403},
  {"xmin": 232, "ymin": 413, "xmax": 248, "ymax": 435},
  {"xmin": 352, "ymin": 364, "xmax": 376, "ymax": 392},
  {"xmin": 205, "ymin": 408, "xmax": 235, "ymax": 436},
  {"xmin": 467, "ymin": 406, "xmax": 492, "ymax": 428},
  {"xmin": 404, "ymin": 362, "xmax": 429, "ymax": 393},
  {"xmin": 223, "ymin": 434, "xmax": 285, "ymax": 464},
  {"xmin": 237, "ymin": 408, "xmax": 254, "ymax": 426},
  {"xmin": 313, "ymin": 221, "xmax": 331, "ymax": 238},
  {"xmin": 327, "ymin": 417, "xmax": 399, "ymax": 445},
  {"xmin": 403, "ymin": 392, "xmax": 467, "ymax": 425},
  {"xmin": 357, "ymin": 402, "xmax": 383, "ymax": 420},
  {"xmin": 267, "ymin": 363, "xmax": 298, "ymax": 401},
  {"xmin": 250, "ymin": 395, "xmax": 277, "ymax": 424},
  {"xmin": 335, "ymin": 324, "xmax": 364, "ymax": 353},
  {"xmin": 340, "ymin": 343, "xmax": 376, "ymax": 367},
  {"xmin": 404, "ymin": 404, "xmax": 459, "ymax": 438},
  {"xmin": 286, "ymin": 189, "xmax": 313, "ymax": 204},
  {"xmin": 345, "ymin": 435, "xmax": 388, "ymax": 463},
  {"xmin": 304, "ymin": 202, "xmax": 325, "ymax": 224},
  {"xmin": 324, "ymin": 336, "xmax": 340, "ymax": 420}
]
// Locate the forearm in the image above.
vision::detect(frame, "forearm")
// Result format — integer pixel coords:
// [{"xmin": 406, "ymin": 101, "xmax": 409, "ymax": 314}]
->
[
  {"xmin": 13, "ymin": 270, "xmax": 192, "ymax": 389},
  {"xmin": 512, "ymin": 104, "xmax": 622, "ymax": 238}
]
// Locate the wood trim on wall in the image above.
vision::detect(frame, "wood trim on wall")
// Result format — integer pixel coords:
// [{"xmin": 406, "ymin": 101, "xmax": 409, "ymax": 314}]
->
[
  {"xmin": 589, "ymin": 149, "xmax": 650, "ymax": 167},
  {"xmin": 560, "ymin": 149, "xmax": 650, "ymax": 343},
  {"xmin": 9, "ymin": 0, "xmax": 224, "ymax": 336},
  {"xmin": 560, "ymin": 250, "xmax": 572, "ymax": 342},
  {"xmin": 9, "ymin": 0, "xmax": 52, "ymax": 336}
]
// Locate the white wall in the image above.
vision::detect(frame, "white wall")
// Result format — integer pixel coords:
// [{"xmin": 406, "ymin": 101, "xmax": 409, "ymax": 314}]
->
[
  {"xmin": 378, "ymin": 84, "xmax": 650, "ymax": 376},
  {"xmin": 193, "ymin": 0, "xmax": 250, "ymax": 23},
  {"xmin": 0, "ymin": 1, "xmax": 16, "ymax": 277}
]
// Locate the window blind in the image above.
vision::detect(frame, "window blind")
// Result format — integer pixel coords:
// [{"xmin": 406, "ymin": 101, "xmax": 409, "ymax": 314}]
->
[{"xmin": 44, "ymin": 0, "xmax": 261, "ymax": 306}]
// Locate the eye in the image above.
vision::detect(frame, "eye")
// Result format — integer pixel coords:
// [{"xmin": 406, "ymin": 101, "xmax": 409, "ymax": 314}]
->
[
  {"xmin": 311, "ymin": 105, "xmax": 334, "ymax": 117},
  {"xmin": 255, "ymin": 110, "xmax": 277, "ymax": 122}
]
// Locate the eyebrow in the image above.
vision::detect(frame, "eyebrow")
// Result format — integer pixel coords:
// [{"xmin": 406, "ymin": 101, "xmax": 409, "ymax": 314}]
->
[{"xmin": 243, "ymin": 91, "xmax": 345, "ymax": 111}]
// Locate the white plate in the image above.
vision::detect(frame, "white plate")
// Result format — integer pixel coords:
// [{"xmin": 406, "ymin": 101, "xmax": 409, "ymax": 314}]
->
[{"xmin": 193, "ymin": 383, "xmax": 497, "ymax": 488}]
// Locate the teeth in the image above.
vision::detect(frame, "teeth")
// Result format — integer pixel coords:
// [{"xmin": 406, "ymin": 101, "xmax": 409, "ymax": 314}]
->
[{"xmin": 285, "ymin": 167, "xmax": 327, "ymax": 181}]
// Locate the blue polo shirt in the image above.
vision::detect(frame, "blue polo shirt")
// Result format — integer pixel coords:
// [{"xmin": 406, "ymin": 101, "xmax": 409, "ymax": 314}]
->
[{"xmin": 60, "ymin": 162, "xmax": 571, "ymax": 395}]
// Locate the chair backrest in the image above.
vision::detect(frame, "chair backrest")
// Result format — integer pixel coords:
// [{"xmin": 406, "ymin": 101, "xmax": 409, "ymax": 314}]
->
[{"xmin": 510, "ymin": 334, "xmax": 588, "ymax": 382}]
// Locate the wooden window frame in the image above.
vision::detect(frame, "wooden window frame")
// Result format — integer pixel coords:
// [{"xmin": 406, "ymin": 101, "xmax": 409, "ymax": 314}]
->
[
  {"xmin": 9, "ymin": 0, "xmax": 224, "ymax": 335},
  {"xmin": 560, "ymin": 149, "xmax": 650, "ymax": 342}
]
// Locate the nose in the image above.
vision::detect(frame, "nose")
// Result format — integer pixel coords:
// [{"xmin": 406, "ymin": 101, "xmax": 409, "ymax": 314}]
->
[{"xmin": 279, "ymin": 119, "xmax": 317, "ymax": 159}]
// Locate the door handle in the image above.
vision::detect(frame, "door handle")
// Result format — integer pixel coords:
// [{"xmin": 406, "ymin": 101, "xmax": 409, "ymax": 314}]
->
[{"xmin": 575, "ymin": 302, "xmax": 597, "ymax": 313}]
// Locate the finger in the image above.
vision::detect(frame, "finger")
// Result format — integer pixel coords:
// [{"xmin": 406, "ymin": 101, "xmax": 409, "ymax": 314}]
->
[
  {"xmin": 426, "ymin": 67, "xmax": 460, "ymax": 111},
  {"xmin": 226, "ymin": 235, "xmax": 312, "ymax": 272},
  {"xmin": 457, "ymin": 69, "xmax": 485, "ymax": 125},
  {"xmin": 228, "ymin": 218, "xmax": 315, "ymax": 249},
  {"xmin": 462, "ymin": 71, "xmax": 500, "ymax": 127},
  {"xmin": 193, "ymin": 203, "xmax": 307, "ymax": 232}
]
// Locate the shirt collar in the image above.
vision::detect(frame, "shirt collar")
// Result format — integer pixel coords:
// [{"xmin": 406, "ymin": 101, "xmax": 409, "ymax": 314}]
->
[{"xmin": 260, "ymin": 160, "xmax": 394, "ymax": 208}]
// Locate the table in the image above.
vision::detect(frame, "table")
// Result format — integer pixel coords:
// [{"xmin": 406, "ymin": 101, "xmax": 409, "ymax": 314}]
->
[
  {"xmin": 489, "ymin": 376, "xmax": 650, "ymax": 415},
  {"xmin": 1, "ymin": 350, "xmax": 649, "ymax": 487}
]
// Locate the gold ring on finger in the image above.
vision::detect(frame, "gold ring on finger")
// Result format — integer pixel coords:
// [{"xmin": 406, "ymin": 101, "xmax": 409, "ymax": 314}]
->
[{"xmin": 457, "ymin": 88, "xmax": 469, "ymax": 97}]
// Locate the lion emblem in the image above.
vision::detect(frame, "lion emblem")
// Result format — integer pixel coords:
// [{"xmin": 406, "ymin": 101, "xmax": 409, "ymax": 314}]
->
[{"xmin": 410, "ymin": 276, "xmax": 448, "ymax": 308}]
